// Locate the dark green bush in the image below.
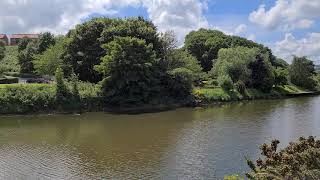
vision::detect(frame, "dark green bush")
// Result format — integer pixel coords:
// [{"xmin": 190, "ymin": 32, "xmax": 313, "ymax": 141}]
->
[
  {"xmin": 235, "ymin": 80, "xmax": 246, "ymax": 94},
  {"xmin": 0, "ymin": 77, "xmax": 19, "ymax": 84}
]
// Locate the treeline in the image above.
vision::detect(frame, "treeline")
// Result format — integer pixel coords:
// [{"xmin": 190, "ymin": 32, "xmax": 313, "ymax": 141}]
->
[{"xmin": 1, "ymin": 16, "xmax": 319, "ymax": 107}]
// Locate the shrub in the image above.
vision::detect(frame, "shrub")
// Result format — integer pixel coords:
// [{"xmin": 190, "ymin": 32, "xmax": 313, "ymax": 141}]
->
[
  {"xmin": 246, "ymin": 136, "xmax": 320, "ymax": 179},
  {"xmin": 0, "ymin": 84, "xmax": 55, "ymax": 114},
  {"xmin": 0, "ymin": 77, "xmax": 19, "ymax": 84},
  {"xmin": 218, "ymin": 75, "xmax": 233, "ymax": 91},
  {"xmin": 235, "ymin": 80, "xmax": 246, "ymax": 94},
  {"xmin": 55, "ymin": 67, "xmax": 70, "ymax": 104}
]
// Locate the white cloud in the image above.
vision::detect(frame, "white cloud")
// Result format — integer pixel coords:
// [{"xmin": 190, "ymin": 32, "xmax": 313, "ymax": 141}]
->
[
  {"xmin": 234, "ymin": 24, "xmax": 247, "ymax": 34},
  {"xmin": 142, "ymin": 0, "xmax": 209, "ymax": 44},
  {"xmin": 273, "ymin": 33, "xmax": 320, "ymax": 63},
  {"xmin": 0, "ymin": 0, "xmax": 209, "ymax": 45},
  {"xmin": 249, "ymin": 0, "xmax": 320, "ymax": 31}
]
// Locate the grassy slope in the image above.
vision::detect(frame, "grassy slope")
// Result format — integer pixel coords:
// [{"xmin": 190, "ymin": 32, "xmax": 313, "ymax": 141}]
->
[
  {"xmin": 0, "ymin": 46, "xmax": 20, "ymax": 72},
  {"xmin": 193, "ymin": 85, "xmax": 311, "ymax": 103}
]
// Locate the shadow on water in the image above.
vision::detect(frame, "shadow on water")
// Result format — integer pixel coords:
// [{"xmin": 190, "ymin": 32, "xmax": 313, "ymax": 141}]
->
[{"xmin": 0, "ymin": 96, "xmax": 319, "ymax": 179}]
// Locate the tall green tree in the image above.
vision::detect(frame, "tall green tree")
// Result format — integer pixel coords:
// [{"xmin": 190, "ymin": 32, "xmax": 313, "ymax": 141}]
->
[
  {"xmin": 289, "ymin": 56, "xmax": 317, "ymax": 90},
  {"xmin": 95, "ymin": 37, "xmax": 159, "ymax": 105},
  {"xmin": 63, "ymin": 18, "xmax": 116, "ymax": 82},
  {"xmin": 33, "ymin": 37, "xmax": 66, "ymax": 76},
  {"xmin": 37, "ymin": 32, "xmax": 56, "ymax": 53}
]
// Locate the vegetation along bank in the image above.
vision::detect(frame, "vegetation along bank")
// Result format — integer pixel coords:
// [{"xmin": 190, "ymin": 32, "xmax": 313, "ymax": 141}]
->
[{"xmin": 0, "ymin": 16, "xmax": 319, "ymax": 114}]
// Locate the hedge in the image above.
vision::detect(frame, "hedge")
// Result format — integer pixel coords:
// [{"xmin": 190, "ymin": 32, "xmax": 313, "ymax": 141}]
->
[{"xmin": 0, "ymin": 76, "xmax": 19, "ymax": 84}]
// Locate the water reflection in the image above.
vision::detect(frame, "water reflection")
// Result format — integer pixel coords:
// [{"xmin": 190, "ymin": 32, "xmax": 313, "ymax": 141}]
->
[{"xmin": 0, "ymin": 96, "xmax": 319, "ymax": 179}]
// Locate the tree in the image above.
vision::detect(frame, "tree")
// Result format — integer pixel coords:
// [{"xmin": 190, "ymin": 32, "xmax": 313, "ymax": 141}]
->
[
  {"xmin": 274, "ymin": 68, "xmax": 288, "ymax": 86},
  {"xmin": 63, "ymin": 18, "xmax": 115, "ymax": 82},
  {"xmin": 37, "ymin": 32, "xmax": 56, "ymax": 53},
  {"xmin": 18, "ymin": 38, "xmax": 32, "ymax": 52},
  {"xmin": 289, "ymin": 56, "xmax": 317, "ymax": 90},
  {"xmin": 213, "ymin": 47, "xmax": 259, "ymax": 86},
  {"xmin": 55, "ymin": 67, "xmax": 69, "ymax": 104},
  {"xmin": 18, "ymin": 41, "xmax": 38, "ymax": 73},
  {"xmin": 0, "ymin": 41, "xmax": 5, "ymax": 61},
  {"xmin": 184, "ymin": 29, "xmax": 275, "ymax": 72},
  {"xmin": 249, "ymin": 54, "xmax": 274, "ymax": 92},
  {"xmin": 33, "ymin": 37, "xmax": 65, "ymax": 76},
  {"xmin": 246, "ymin": 136, "xmax": 320, "ymax": 179},
  {"xmin": 64, "ymin": 17, "xmax": 162, "ymax": 83},
  {"xmin": 95, "ymin": 37, "xmax": 159, "ymax": 105}
]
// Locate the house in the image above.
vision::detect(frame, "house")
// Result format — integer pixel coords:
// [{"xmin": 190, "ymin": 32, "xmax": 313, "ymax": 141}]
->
[
  {"xmin": 10, "ymin": 34, "xmax": 39, "ymax": 46},
  {"xmin": 0, "ymin": 34, "xmax": 9, "ymax": 46}
]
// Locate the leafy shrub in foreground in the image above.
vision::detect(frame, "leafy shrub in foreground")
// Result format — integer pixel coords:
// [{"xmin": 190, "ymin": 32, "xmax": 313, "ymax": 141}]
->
[{"xmin": 246, "ymin": 136, "xmax": 320, "ymax": 179}]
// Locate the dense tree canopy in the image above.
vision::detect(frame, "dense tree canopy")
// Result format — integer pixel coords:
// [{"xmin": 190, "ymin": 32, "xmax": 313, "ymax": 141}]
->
[
  {"xmin": 18, "ymin": 32, "xmax": 56, "ymax": 73},
  {"xmin": 95, "ymin": 36, "xmax": 160, "ymax": 105},
  {"xmin": 212, "ymin": 47, "xmax": 274, "ymax": 91},
  {"xmin": 289, "ymin": 56, "xmax": 317, "ymax": 90},
  {"xmin": 64, "ymin": 17, "xmax": 162, "ymax": 83},
  {"xmin": 184, "ymin": 29, "xmax": 275, "ymax": 72},
  {"xmin": 33, "ymin": 37, "xmax": 65, "ymax": 76}
]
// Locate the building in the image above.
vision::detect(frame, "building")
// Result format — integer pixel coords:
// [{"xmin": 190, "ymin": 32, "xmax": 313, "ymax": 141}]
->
[
  {"xmin": 0, "ymin": 34, "xmax": 9, "ymax": 46},
  {"xmin": 10, "ymin": 34, "xmax": 39, "ymax": 46}
]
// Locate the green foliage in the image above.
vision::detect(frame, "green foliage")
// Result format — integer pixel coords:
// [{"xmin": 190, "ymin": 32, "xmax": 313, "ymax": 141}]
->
[
  {"xmin": 37, "ymin": 32, "xmax": 56, "ymax": 53},
  {"xmin": 0, "ymin": 46, "xmax": 20, "ymax": 72},
  {"xmin": 213, "ymin": 47, "xmax": 274, "ymax": 92},
  {"xmin": 224, "ymin": 174, "xmax": 244, "ymax": 180},
  {"xmin": 0, "ymin": 76, "xmax": 19, "ymax": 84},
  {"xmin": 96, "ymin": 37, "xmax": 159, "ymax": 105},
  {"xmin": 0, "ymin": 84, "xmax": 56, "ymax": 114},
  {"xmin": 64, "ymin": 17, "xmax": 161, "ymax": 83},
  {"xmin": 0, "ymin": 40, "xmax": 6, "ymax": 60},
  {"xmin": 18, "ymin": 41, "xmax": 38, "ymax": 73},
  {"xmin": 274, "ymin": 68, "xmax": 288, "ymax": 86},
  {"xmin": 235, "ymin": 80, "xmax": 246, "ymax": 94},
  {"xmin": 249, "ymin": 54, "xmax": 275, "ymax": 92},
  {"xmin": 33, "ymin": 37, "xmax": 65, "ymax": 75},
  {"xmin": 184, "ymin": 29, "xmax": 274, "ymax": 72},
  {"xmin": 289, "ymin": 56, "xmax": 317, "ymax": 90},
  {"xmin": 274, "ymin": 58, "xmax": 289, "ymax": 68},
  {"xmin": 246, "ymin": 136, "xmax": 320, "ymax": 180},
  {"xmin": 18, "ymin": 38, "xmax": 32, "ymax": 52},
  {"xmin": 213, "ymin": 47, "xmax": 258, "ymax": 85},
  {"xmin": 218, "ymin": 75, "xmax": 234, "ymax": 91},
  {"xmin": 18, "ymin": 32, "xmax": 56, "ymax": 74},
  {"xmin": 55, "ymin": 67, "xmax": 70, "ymax": 104},
  {"xmin": 167, "ymin": 68, "xmax": 194, "ymax": 97}
]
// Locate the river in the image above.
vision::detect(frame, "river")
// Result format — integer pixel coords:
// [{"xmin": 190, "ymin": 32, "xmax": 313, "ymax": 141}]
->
[{"xmin": 0, "ymin": 96, "xmax": 319, "ymax": 179}]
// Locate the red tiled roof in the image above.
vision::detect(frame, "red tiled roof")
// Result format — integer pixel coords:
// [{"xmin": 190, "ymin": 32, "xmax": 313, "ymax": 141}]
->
[
  {"xmin": 11, "ymin": 34, "xmax": 39, "ymax": 39},
  {"xmin": 0, "ymin": 34, "xmax": 7, "ymax": 39}
]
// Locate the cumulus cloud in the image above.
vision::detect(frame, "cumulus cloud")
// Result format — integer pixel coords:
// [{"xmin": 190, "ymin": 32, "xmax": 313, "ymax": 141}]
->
[
  {"xmin": 249, "ymin": 0, "xmax": 320, "ymax": 31},
  {"xmin": 0, "ymin": 0, "xmax": 209, "ymax": 45},
  {"xmin": 273, "ymin": 33, "xmax": 320, "ymax": 63},
  {"xmin": 142, "ymin": 0, "xmax": 208, "ymax": 44},
  {"xmin": 234, "ymin": 24, "xmax": 247, "ymax": 34}
]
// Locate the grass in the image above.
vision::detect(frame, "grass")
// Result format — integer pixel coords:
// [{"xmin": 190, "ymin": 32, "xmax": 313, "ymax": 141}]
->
[
  {"xmin": 193, "ymin": 85, "xmax": 313, "ymax": 104},
  {"xmin": 0, "ymin": 46, "xmax": 20, "ymax": 72}
]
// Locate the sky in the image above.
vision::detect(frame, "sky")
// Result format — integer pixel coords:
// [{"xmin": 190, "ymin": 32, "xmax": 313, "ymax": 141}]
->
[{"xmin": 0, "ymin": 0, "xmax": 319, "ymax": 64}]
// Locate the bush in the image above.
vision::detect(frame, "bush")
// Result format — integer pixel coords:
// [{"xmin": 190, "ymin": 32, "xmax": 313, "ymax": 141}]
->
[
  {"xmin": 0, "ymin": 84, "xmax": 55, "ymax": 114},
  {"xmin": 274, "ymin": 68, "xmax": 288, "ymax": 86},
  {"xmin": 235, "ymin": 80, "xmax": 246, "ymax": 94},
  {"xmin": 218, "ymin": 75, "xmax": 233, "ymax": 91},
  {"xmin": 246, "ymin": 136, "xmax": 320, "ymax": 179},
  {"xmin": 167, "ymin": 68, "xmax": 194, "ymax": 98},
  {"xmin": 0, "ymin": 77, "xmax": 19, "ymax": 84}
]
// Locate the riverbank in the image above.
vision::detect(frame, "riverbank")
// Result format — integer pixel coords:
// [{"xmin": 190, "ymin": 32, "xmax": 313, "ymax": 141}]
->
[{"xmin": 0, "ymin": 83, "xmax": 318, "ymax": 115}]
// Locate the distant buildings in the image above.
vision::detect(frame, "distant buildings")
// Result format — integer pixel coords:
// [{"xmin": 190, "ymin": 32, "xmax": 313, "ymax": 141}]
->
[{"xmin": 0, "ymin": 34, "xmax": 39, "ymax": 46}]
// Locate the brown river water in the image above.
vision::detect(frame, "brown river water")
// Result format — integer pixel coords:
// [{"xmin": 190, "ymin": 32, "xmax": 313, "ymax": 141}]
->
[{"xmin": 0, "ymin": 96, "xmax": 319, "ymax": 179}]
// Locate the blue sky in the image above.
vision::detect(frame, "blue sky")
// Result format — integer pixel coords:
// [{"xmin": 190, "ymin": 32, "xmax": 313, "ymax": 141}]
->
[{"xmin": 0, "ymin": 0, "xmax": 319, "ymax": 63}]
